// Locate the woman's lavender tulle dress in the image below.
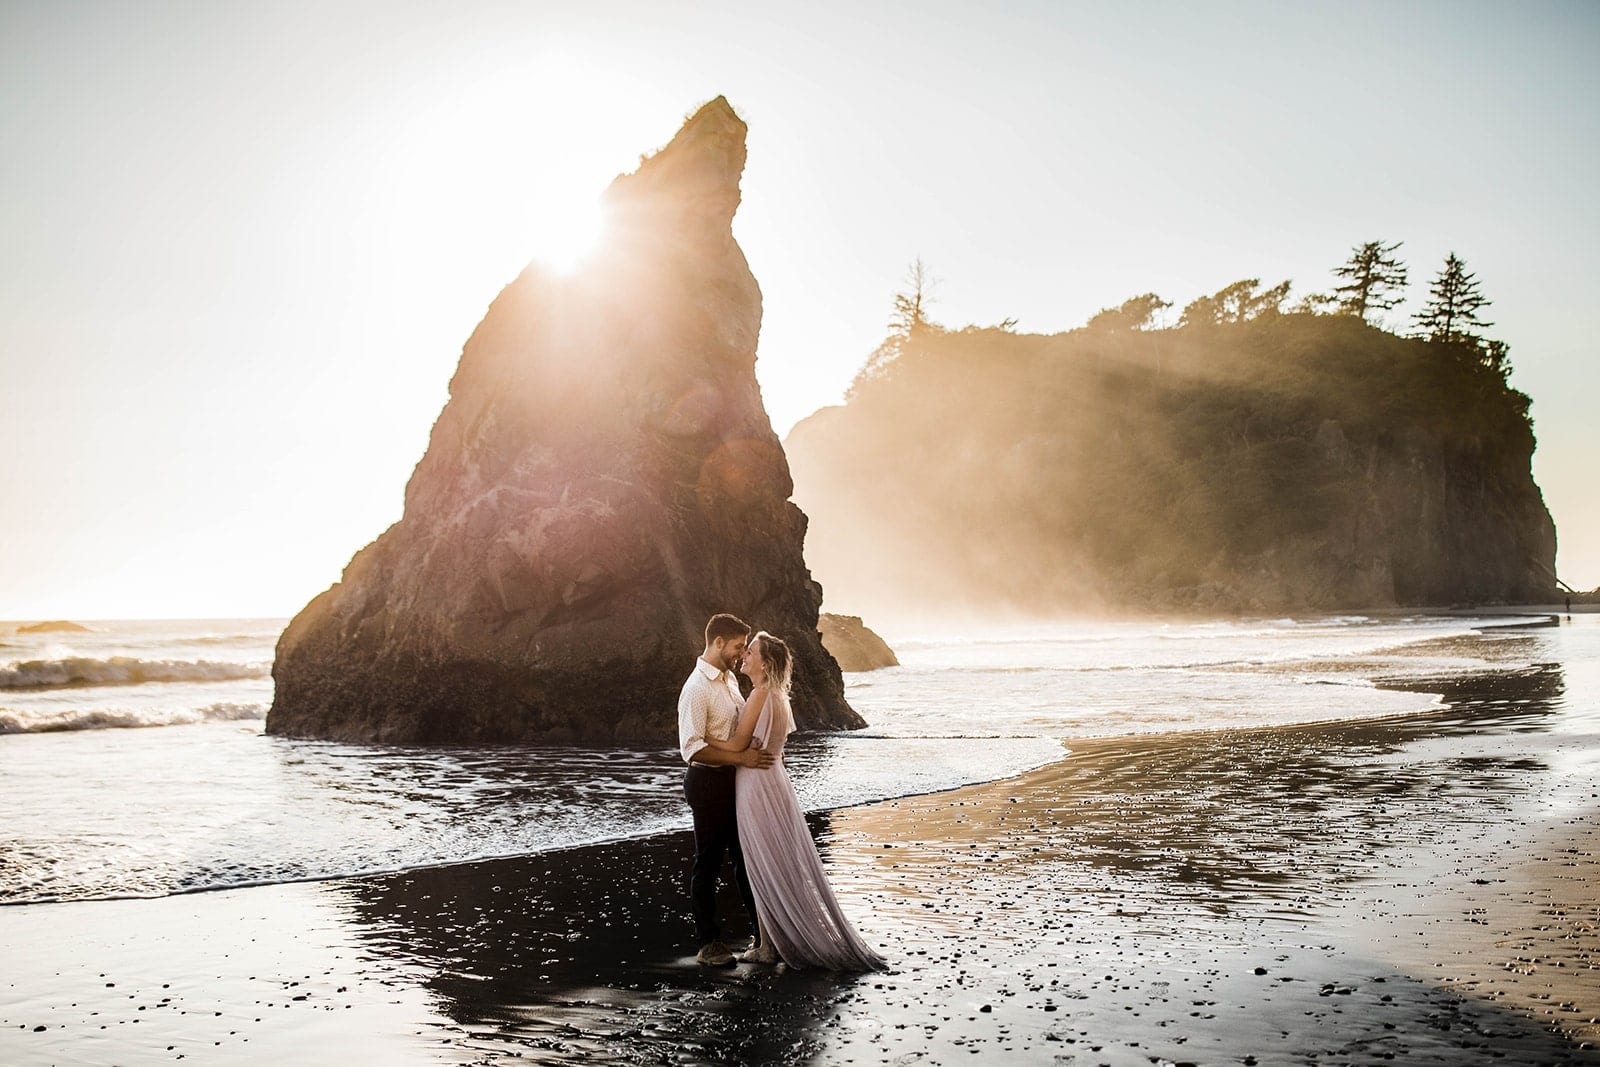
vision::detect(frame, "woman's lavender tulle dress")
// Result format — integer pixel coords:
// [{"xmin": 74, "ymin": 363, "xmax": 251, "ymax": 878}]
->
[{"xmin": 735, "ymin": 690, "xmax": 886, "ymax": 971}]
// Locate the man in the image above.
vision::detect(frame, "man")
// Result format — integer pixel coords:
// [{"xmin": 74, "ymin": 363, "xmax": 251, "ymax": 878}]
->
[{"xmin": 678, "ymin": 612, "xmax": 775, "ymax": 966}]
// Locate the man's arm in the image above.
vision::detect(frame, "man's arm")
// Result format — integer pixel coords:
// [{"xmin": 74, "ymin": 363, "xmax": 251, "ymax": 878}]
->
[{"xmin": 678, "ymin": 682, "xmax": 711, "ymax": 764}]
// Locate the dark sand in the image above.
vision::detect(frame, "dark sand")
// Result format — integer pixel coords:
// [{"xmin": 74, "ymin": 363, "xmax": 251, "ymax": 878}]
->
[{"xmin": 3, "ymin": 623, "xmax": 1598, "ymax": 1064}]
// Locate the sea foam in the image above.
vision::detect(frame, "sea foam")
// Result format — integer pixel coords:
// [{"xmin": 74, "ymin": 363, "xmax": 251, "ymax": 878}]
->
[
  {"xmin": 0, "ymin": 655, "xmax": 269, "ymax": 691},
  {"xmin": 0, "ymin": 700, "xmax": 268, "ymax": 735}
]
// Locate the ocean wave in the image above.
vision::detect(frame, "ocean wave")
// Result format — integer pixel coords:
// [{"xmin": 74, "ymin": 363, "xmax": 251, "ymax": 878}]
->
[
  {"xmin": 174, "ymin": 634, "xmax": 279, "ymax": 647},
  {"xmin": 0, "ymin": 701, "xmax": 268, "ymax": 735},
  {"xmin": 0, "ymin": 656, "xmax": 269, "ymax": 691}
]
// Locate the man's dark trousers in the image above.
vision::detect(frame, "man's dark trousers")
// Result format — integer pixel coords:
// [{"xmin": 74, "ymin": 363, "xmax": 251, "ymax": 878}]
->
[{"xmin": 684, "ymin": 763, "xmax": 758, "ymax": 945}]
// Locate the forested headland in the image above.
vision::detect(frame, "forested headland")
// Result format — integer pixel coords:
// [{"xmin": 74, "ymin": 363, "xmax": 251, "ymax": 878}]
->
[{"xmin": 787, "ymin": 246, "xmax": 1557, "ymax": 619}]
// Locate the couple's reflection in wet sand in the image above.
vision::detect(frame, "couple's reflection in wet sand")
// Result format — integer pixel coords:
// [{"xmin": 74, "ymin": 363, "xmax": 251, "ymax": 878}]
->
[{"xmin": 334, "ymin": 809, "xmax": 863, "ymax": 1061}]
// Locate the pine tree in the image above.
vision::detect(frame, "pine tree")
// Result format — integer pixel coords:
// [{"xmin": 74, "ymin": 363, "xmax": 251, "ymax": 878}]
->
[
  {"xmin": 1413, "ymin": 253, "xmax": 1493, "ymax": 343},
  {"xmin": 887, "ymin": 257, "xmax": 939, "ymax": 340},
  {"xmin": 849, "ymin": 258, "xmax": 941, "ymax": 396},
  {"xmin": 1331, "ymin": 239, "xmax": 1408, "ymax": 323}
]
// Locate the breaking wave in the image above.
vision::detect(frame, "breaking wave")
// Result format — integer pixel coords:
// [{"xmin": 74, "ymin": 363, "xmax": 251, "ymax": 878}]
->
[
  {"xmin": 0, "ymin": 656, "xmax": 269, "ymax": 691},
  {"xmin": 0, "ymin": 701, "xmax": 268, "ymax": 735}
]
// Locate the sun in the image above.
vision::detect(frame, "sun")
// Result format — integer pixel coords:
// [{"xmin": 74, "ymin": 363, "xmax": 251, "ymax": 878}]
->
[
  {"xmin": 526, "ymin": 199, "xmax": 606, "ymax": 275},
  {"xmin": 383, "ymin": 66, "xmax": 632, "ymax": 280}
]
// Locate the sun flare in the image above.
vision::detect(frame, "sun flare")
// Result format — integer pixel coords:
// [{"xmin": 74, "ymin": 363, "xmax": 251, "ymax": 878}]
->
[
  {"xmin": 385, "ymin": 64, "xmax": 640, "ymax": 282},
  {"xmin": 526, "ymin": 200, "xmax": 605, "ymax": 275}
]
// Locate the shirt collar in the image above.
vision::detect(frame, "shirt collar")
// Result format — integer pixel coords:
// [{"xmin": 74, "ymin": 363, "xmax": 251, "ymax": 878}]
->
[{"xmin": 696, "ymin": 657, "xmax": 728, "ymax": 682}]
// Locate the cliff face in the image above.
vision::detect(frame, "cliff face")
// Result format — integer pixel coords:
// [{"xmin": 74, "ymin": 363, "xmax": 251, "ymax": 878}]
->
[
  {"xmin": 787, "ymin": 315, "xmax": 1556, "ymax": 619},
  {"xmin": 268, "ymin": 98, "xmax": 863, "ymax": 744}
]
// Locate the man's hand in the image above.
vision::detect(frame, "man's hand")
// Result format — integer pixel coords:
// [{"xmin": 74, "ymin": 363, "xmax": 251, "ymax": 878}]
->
[{"xmin": 738, "ymin": 742, "xmax": 776, "ymax": 769}]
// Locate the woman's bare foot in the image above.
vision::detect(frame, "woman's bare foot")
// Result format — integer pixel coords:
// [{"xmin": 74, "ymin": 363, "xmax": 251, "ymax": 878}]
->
[{"xmin": 737, "ymin": 943, "xmax": 781, "ymax": 965}]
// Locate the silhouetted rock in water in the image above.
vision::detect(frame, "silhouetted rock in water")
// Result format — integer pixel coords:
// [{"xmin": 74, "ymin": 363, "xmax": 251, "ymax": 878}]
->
[
  {"xmin": 267, "ymin": 97, "xmax": 863, "ymax": 745},
  {"xmin": 818, "ymin": 614, "xmax": 898, "ymax": 671},
  {"xmin": 788, "ymin": 316, "xmax": 1556, "ymax": 617},
  {"xmin": 17, "ymin": 620, "xmax": 92, "ymax": 634}
]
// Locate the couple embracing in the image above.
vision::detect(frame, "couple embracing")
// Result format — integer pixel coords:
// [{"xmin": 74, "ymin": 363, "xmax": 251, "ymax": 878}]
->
[{"xmin": 677, "ymin": 613, "xmax": 885, "ymax": 971}]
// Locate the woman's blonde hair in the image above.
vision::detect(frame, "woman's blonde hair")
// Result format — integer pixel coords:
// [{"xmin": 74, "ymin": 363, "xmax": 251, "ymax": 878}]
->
[{"xmin": 753, "ymin": 630, "xmax": 793, "ymax": 695}]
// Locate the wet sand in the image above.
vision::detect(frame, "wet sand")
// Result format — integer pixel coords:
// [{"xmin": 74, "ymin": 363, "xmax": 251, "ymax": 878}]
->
[{"xmin": 3, "ymin": 623, "xmax": 1598, "ymax": 1064}]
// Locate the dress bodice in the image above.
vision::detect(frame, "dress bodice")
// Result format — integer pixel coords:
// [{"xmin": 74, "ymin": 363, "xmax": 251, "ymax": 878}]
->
[{"xmin": 753, "ymin": 690, "xmax": 793, "ymax": 758}]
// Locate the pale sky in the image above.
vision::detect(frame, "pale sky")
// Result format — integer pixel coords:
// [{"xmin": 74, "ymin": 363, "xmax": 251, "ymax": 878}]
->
[{"xmin": 3, "ymin": 0, "xmax": 1597, "ymax": 618}]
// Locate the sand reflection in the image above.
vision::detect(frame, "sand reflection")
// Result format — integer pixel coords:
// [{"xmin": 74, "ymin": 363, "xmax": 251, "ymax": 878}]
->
[
  {"xmin": 830, "ymin": 656, "xmax": 1566, "ymax": 931},
  {"xmin": 331, "ymin": 815, "xmax": 868, "ymax": 1062}
]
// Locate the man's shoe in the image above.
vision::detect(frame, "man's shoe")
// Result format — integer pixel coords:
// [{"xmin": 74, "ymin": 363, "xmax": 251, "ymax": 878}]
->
[{"xmin": 696, "ymin": 941, "xmax": 735, "ymax": 967}]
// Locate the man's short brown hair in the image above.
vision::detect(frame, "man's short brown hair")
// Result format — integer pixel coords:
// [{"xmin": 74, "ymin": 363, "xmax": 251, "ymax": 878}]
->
[{"xmin": 704, "ymin": 613, "xmax": 751, "ymax": 646}]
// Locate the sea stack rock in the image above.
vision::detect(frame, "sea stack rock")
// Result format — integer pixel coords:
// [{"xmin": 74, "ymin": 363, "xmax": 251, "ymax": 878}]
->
[
  {"xmin": 17, "ymin": 620, "xmax": 93, "ymax": 634},
  {"xmin": 818, "ymin": 614, "xmax": 899, "ymax": 672},
  {"xmin": 267, "ymin": 97, "xmax": 865, "ymax": 744}
]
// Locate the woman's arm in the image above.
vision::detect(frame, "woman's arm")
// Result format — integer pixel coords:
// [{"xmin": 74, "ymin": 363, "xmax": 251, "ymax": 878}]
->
[
  {"xmin": 693, "ymin": 741, "xmax": 773, "ymax": 766},
  {"xmin": 702, "ymin": 688, "xmax": 769, "ymax": 752}
]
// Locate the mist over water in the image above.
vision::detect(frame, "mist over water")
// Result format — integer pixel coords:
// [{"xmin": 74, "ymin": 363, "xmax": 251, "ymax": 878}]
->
[
  {"xmin": 850, "ymin": 616, "xmax": 1475, "ymax": 741},
  {"xmin": 0, "ymin": 614, "xmax": 1543, "ymax": 905}
]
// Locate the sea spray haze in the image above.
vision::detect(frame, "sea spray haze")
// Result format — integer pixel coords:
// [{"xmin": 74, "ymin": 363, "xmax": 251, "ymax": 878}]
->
[
  {"xmin": 788, "ymin": 313, "xmax": 1555, "ymax": 625},
  {"xmin": 268, "ymin": 98, "xmax": 859, "ymax": 746}
]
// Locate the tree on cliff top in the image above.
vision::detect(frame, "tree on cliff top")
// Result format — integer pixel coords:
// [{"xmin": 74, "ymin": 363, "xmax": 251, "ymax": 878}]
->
[
  {"xmin": 1483, "ymin": 339, "xmax": 1513, "ymax": 380},
  {"xmin": 1332, "ymin": 239, "xmax": 1409, "ymax": 323},
  {"xmin": 1414, "ymin": 252, "xmax": 1493, "ymax": 344},
  {"xmin": 850, "ymin": 257, "xmax": 942, "ymax": 396},
  {"xmin": 1291, "ymin": 291, "xmax": 1341, "ymax": 315},
  {"xmin": 1087, "ymin": 293, "xmax": 1171, "ymax": 331},
  {"xmin": 1180, "ymin": 279, "xmax": 1291, "ymax": 326},
  {"xmin": 888, "ymin": 257, "xmax": 940, "ymax": 340}
]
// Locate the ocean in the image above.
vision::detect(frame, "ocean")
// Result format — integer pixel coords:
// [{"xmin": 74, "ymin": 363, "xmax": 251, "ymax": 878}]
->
[{"xmin": 0, "ymin": 613, "xmax": 1552, "ymax": 906}]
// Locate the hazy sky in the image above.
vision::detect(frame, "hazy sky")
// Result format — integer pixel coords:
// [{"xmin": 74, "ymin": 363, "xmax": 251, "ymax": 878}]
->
[{"xmin": 4, "ymin": 0, "xmax": 1597, "ymax": 618}]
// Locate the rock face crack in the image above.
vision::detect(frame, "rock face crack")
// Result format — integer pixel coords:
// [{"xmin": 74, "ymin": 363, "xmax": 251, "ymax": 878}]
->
[{"xmin": 268, "ymin": 97, "xmax": 863, "ymax": 745}]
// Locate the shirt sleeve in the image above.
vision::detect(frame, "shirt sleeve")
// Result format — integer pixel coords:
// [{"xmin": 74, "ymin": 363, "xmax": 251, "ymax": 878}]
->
[{"xmin": 678, "ymin": 680, "xmax": 708, "ymax": 764}]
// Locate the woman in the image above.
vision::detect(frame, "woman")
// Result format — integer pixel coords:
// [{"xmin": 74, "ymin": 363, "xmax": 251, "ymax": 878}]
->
[{"xmin": 701, "ymin": 631, "xmax": 886, "ymax": 971}]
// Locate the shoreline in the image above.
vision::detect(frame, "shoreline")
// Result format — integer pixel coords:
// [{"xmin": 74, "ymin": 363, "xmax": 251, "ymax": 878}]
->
[
  {"xmin": 0, "ymin": 616, "xmax": 1575, "ymax": 875},
  {"xmin": 0, "ymin": 679, "xmax": 1507, "ymax": 909},
  {"xmin": 5, "ymin": 620, "xmax": 1598, "ymax": 1064}
]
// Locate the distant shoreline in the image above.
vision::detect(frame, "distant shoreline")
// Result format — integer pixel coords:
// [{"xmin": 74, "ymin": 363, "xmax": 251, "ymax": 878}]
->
[{"xmin": 3, "ymin": 602, "xmax": 1597, "ymax": 633}]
